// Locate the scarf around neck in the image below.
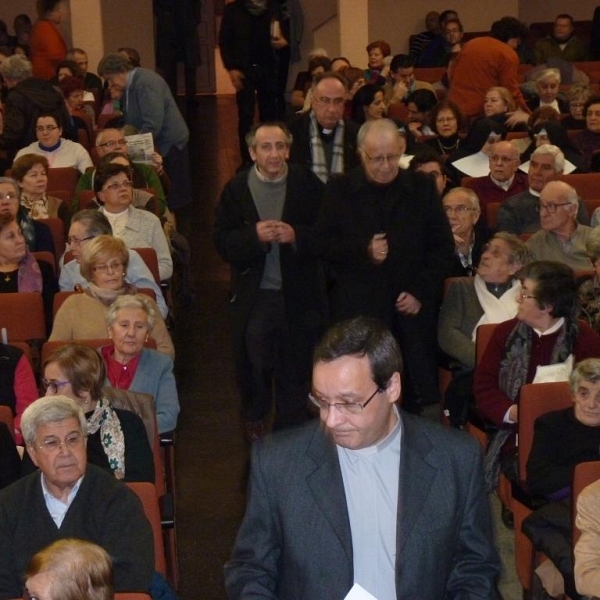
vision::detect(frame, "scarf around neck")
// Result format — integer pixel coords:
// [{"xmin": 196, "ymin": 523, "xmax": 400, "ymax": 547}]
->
[
  {"xmin": 309, "ymin": 111, "xmax": 345, "ymax": 183},
  {"xmin": 471, "ymin": 275, "xmax": 520, "ymax": 341},
  {"xmin": 86, "ymin": 395, "xmax": 126, "ymax": 479},
  {"xmin": 84, "ymin": 281, "xmax": 137, "ymax": 306}
]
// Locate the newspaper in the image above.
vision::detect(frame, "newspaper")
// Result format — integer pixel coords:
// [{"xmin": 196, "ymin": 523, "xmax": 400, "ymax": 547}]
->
[{"xmin": 125, "ymin": 133, "xmax": 154, "ymax": 164}]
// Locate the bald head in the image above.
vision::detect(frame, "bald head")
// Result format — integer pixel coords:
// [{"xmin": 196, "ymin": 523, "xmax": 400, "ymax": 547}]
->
[
  {"xmin": 539, "ymin": 180, "xmax": 578, "ymax": 234},
  {"xmin": 489, "ymin": 141, "xmax": 519, "ymax": 182}
]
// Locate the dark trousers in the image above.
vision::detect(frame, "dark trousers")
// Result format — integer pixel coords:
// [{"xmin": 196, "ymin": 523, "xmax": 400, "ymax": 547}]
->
[
  {"xmin": 242, "ymin": 290, "xmax": 308, "ymax": 428},
  {"xmin": 236, "ymin": 65, "xmax": 279, "ymax": 162},
  {"xmin": 164, "ymin": 143, "xmax": 193, "ymax": 210},
  {"xmin": 394, "ymin": 304, "xmax": 441, "ymax": 410}
]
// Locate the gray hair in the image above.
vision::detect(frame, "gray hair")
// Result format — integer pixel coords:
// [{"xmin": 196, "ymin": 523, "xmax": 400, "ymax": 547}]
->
[
  {"xmin": 106, "ymin": 293, "xmax": 156, "ymax": 331},
  {"xmin": 585, "ymin": 227, "xmax": 600, "ymax": 263},
  {"xmin": 541, "ymin": 180, "xmax": 578, "ymax": 208},
  {"xmin": 493, "ymin": 231, "xmax": 532, "ymax": 267},
  {"xmin": 21, "ymin": 396, "xmax": 87, "ymax": 447},
  {"xmin": 70, "ymin": 210, "xmax": 112, "ymax": 236},
  {"xmin": 531, "ymin": 144, "xmax": 565, "ymax": 174},
  {"xmin": 97, "ymin": 52, "xmax": 132, "ymax": 76},
  {"xmin": 534, "ymin": 67, "xmax": 561, "ymax": 85},
  {"xmin": 570, "ymin": 358, "xmax": 600, "ymax": 396},
  {"xmin": 443, "ymin": 186, "xmax": 480, "ymax": 211},
  {"xmin": 245, "ymin": 122, "xmax": 293, "ymax": 150},
  {"xmin": 0, "ymin": 177, "xmax": 20, "ymax": 199},
  {"xmin": 357, "ymin": 118, "xmax": 401, "ymax": 150},
  {"xmin": 95, "ymin": 128, "xmax": 124, "ymax": 147},
  {"xmin": 0, "ymin": 54, "xmax": 32, "ymax": 81}
]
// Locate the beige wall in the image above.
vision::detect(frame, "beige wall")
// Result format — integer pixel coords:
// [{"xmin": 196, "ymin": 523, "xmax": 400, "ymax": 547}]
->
[{"xmin": 519, "ymin": 1, "xmax": 598, "ymax": 23}]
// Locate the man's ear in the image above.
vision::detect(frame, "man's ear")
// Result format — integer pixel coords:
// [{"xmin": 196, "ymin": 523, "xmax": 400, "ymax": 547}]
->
[{"xmin": 384, "ymin": 371, "xmax": 402, "ymax": 404}]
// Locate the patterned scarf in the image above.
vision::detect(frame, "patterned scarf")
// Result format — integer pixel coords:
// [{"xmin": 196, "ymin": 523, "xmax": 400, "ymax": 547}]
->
[
  {"xmin": 86, "ymin": 395, "xmax": 126, "ymax": 480},
  {"xmin": 18, "ymin": 250, "xmax": 43, "ymax": 292},
  {"xmin": 309, "ymin": 111, "xmax": 345, "ymax": 183},
  {"xmin": 483, "ymin": 316, "xmax": 579, "ymax": 492},
  {"xmin": 20, "ymin": 193, "xmax": 49, "ymax": 219}
]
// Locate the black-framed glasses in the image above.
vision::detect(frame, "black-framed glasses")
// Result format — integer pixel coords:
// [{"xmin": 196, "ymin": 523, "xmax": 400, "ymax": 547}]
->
[
  {"xmin": 67, "ymin": 234, "xmax": 95, "ymax": 246},
  {"xmin": 535, "ymin": 202, "xmax": 571, "ymax": 214},
  {"xmin": 42, "ymin": 378, "xmax": 71, "ymax": 394},
  {"xmin": 308, "ymin": 387, "xmax": 382, "ymax": 414},
  {"xmin": 36, "ymin": 125, "xmax": 59, "ymax": 133}
]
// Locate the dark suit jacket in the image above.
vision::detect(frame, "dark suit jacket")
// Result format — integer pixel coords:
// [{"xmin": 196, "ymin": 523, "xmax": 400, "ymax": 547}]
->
[
  {"xmin": 288, "ymin": 112, "xmax": 360, "ymax": 175},
  {"xmin": 224, "ymin": 414, "xmax": 500, "ymax": 599},
  {"xmin": 449, "ymin": 222, "xmax": 494, "ymax": 278},
  {"xmin": 213, "ymin": 164, "xmax": 327, "ymax": 388}
]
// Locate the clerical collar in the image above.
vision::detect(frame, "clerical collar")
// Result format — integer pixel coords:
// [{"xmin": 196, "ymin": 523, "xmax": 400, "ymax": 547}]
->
[
  {"xmin": 342, "ymin": 405, "xmax": 401, "ymax": 457},
  {"xmin": 485, "ymin": 281, "xmax": 511, "ymax": 298},
  {"xmin": 38, "ymin": 139, "xmax": 62, "ymax": 152},
  {"xmin": 319, "ymin": 125, "xmax": 336, "ymax": 139},
  {"xmin": 490, "ymin": 174, "xmax": 514, "ymax": 190},
  {"xmin": 528, "ymin": 187, "xmax": 540, "ymax": 197}
]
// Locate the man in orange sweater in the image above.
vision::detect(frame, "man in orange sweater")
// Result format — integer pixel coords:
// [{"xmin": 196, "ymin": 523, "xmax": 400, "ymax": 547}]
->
[{"xmin": 448, "ymin": 16, "xmax": 530, "ymax": 121}]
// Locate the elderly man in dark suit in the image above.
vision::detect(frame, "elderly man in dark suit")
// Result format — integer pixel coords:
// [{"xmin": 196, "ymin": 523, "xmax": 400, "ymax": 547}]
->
[
  {"xmin": 225, "ymin": 316, "xmax": 500, "ymax": 599},
  {"xmin": 213, "ymin": 122, "xmax": 326, "ymax": 441},
  {"xmin": 315, "ymin": 118, "xmax": 454, "ymax": 411}
]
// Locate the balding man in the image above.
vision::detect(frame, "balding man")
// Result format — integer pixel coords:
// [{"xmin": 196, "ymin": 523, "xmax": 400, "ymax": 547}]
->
[
  {"xmin": 463, "ymin": 140, "xmax": 528, "ymax": 222},
  {"xmin": 315, "ymin": 118, "xmax": 454, "ymax": 410},
  {"xmin": 74, "ymin": 128, "xmax": 166, "ymax": 213},
  {"xmin": 498, "ymin": 144, "xmax": 589, "ymax": 234},
  {"xmin": 288, "ymin": 72, "xmax": 359, "ymax": 182},
  {"xmin": 443, "ymin": 187, "xmax": 493, "ymax": 277},
  {"xmin": 526, "ymin": 180, "xmax": 593, "ymax": 270}
]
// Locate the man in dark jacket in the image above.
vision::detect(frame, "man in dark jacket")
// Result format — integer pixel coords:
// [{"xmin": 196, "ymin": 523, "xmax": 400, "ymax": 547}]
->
[
  {"xmin": 219, "ymin": 0, "xmax": 287, "ymax": 163},
  {"xmin": 213, "ymin": 122, "xmax": 326, "ymax": 441},
  {"xmin": 0, "ymin": 54, "xmax": 69, "ymax": 167}
]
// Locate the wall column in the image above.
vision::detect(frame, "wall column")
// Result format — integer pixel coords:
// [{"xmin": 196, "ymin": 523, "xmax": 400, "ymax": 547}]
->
[
  {"xmin": 338, "ymin": 0, "xmax": 369, "ymax": 68},
  {"xmin": 69, "ymin": 0, "xmax": 105, "ymax": 72}
]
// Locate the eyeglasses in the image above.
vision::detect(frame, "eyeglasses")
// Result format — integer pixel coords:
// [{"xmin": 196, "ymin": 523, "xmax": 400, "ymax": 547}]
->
[
  {"xmin": 315, "ymin": 96, "xmax": 345, "ymax": 107},
  {"xmin": 0, "ymin": 193, "xmax": 18, "ymax": 201},
  {"xmin": 490, "ymin": 155, "xmax": 517, "ymax": 164},
  {"xmin": 308, "ymin": 387, "xmax": 382, "ymax": 414},
  {"xmin": 443, "ymin": 205, "xmax": 477, "ymax": 214},
  {"xmin": 36, "ymin": 125, "xmax": 59, "ymax": 133},
  {"xmin": 93, "ymin": 261, "xmax": 124, "ymax": 274},
  {"xmin": 67, "ymin": 234, "xmax": 94, "ymax": 246},
  {"xmin": 97, "ymin": 139, "xmax": 127, "ymax": 149},
  {"xmin": 362, "ymin": 152, "xmax": 401, "ymax": 166},
  {"xmin": 519, "ymin": 291, "xmax": 537, "ymax": 300},
  {"xmin": 36, "ymin": 432, "xmax": 84, "ymax": 453},
  {"xmin": 535, "ymin": 202, "xmax": 571, "ymax": 213},
  {"xmin": 103, "ymin": 180, "xmax": 133, "ymax": 192},
  {"xmin": 436, "ymin": 116, "xmax": 456, "ymax": 123},
  {"xmin": 42, "ymin": 378, "xmax": 71, "ymax": 393}
]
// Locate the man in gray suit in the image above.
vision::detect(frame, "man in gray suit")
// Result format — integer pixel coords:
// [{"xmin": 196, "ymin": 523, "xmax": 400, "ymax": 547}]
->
[{"xmin": 225, "ymin": 317, "xmax": 500, "ymax": 599}]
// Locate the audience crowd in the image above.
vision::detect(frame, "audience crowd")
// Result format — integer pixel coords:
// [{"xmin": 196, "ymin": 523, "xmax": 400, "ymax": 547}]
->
[{"xmin": 3, "ymin": 3, "xmax": 600, "ymax": 599}]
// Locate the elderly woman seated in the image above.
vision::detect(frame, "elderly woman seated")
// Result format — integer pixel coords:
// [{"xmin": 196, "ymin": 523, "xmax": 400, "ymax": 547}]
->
[
  {"xmin": 49, "ymin": 235, "xmax": 174, "ymax": 358},
  {"xmin": 11, "ymin": 153, "xmax": 70, "ymax": 226},
  {"xmin": 24, "ymin": 539, "xmax": 115, "ymax": 600},
  {"xmin": 474, "ymin": 261, "xmax": 600, "ymax": 489},
  {"xmin": 439, "ymin": 232, "xmax": 530, "ymax": 426},
  {"xmin": 562, "ymin": 83, "xmax": 592, "ymax": 130},
  {"xmin": 102, "ymin": 294, "xmax": 179, "ymax": 433},
  {"xmin": 14, "ymin": 112, "xmax": 93, "ymax": 174},
  {"xmin": 483, "ymin": 86, "xmax": 516, "ymax": 127},
  {"xmin": 520, "ymin": 358, "xmax": 600, "ymax": 600},
  {"xmin": 59, "ymin": 210, "xmax": 167, "ymax": 318},
  {"xmin": 0, "ymin": 211, "xmax": 57, "ymax": 329},
  {"xmin": 574, "ymin": 96, "xmax": 600, "ymax": 171},
  {"xmin": 94, "ymin": 163, "xmax": 172, "ymax": 280},
  {"xmin": 0, "ymin": 177, "xmax": 55, "ymax": 255},
  {"xmin": 525, "ymin": 68, "xmax": 569, "ymax": 114},
  {"xmin": 22, "ymin": 343, "xmax": 154, "ymax": 483}
]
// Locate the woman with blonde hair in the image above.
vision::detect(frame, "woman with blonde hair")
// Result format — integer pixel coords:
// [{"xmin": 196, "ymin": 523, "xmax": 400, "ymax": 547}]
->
[{"xmin": 49, "ymin": 235, "xmax": 174, "ymax": 358}]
